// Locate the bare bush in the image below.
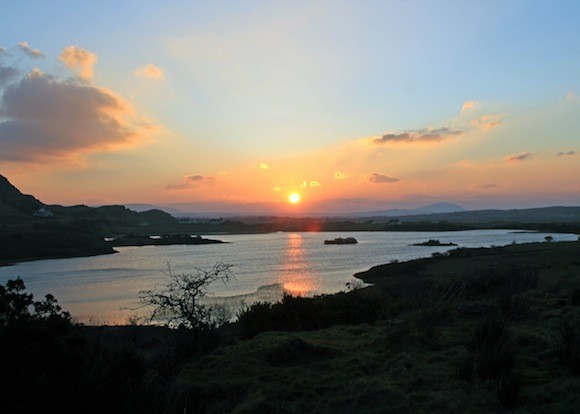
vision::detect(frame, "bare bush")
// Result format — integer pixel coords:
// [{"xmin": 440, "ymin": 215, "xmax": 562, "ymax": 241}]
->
[{"xmin": 138, "ymin": 262, "xmax": 234, "ymax": 329}]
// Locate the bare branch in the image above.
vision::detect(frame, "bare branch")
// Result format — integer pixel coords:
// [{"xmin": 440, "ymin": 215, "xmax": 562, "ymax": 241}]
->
[{"xmin": 137, "ymin": 262, "xmax": 234, "ymax": 329}]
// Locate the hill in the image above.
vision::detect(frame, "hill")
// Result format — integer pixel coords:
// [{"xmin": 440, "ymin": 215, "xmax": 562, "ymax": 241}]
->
[
  {"xmin": 0, "ymin": 173, "xmax": 180, "ymax": 265},
  {"xmin": 350, "ymin": 202, "xmax": 467, "ymax": 217},
  {"xmin": 383, "ymin": 206, "xmax": 580, "ymax": 224},
  {"xmin": 0, "ymin": 174, "xmax": 43, "ymax": 216}
]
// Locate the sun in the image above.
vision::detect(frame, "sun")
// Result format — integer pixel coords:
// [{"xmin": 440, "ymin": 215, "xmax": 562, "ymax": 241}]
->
[{"xmin": 288, "ymin": 192, "xmax": 301, "ymax": 204}]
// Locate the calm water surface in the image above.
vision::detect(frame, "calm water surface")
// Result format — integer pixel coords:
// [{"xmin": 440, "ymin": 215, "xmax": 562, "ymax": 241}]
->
[{"xmin": 0, "ymin": 230, "xmax": 576, "ymax": 323}]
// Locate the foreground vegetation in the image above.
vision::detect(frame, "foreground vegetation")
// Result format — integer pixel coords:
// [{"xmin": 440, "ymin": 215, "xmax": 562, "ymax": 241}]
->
[{"xmin": 2, "ymin": 241, "xmax": 580, "ymax": 413}]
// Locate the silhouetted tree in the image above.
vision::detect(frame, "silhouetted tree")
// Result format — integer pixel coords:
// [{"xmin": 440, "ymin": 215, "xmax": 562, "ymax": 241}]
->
[
  {"xmin": 0, "ymin": 277, "xmax": 71, "ymax": 327},
  {"xmin": 138, "ymin": 262, "xmax": 234, "ymax": 329}
]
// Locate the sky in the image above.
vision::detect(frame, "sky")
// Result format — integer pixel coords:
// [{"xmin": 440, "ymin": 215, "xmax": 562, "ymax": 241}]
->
[{"xmin": 0, "ymin": 0, "xmax": 579, "ymax": 215}]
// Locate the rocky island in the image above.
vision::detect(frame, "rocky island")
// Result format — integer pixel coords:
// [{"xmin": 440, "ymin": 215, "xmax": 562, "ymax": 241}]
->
[
  {"xmin": 108, "ymin": 234, "xmax": 224, "ymax": 247},
  {"xmin": 324, "ymin": 237, "xmax": 358, "ymax": 245},
  {"xmin": 411, "ymin": 239, "xmax": 458, "ymax": 247}
]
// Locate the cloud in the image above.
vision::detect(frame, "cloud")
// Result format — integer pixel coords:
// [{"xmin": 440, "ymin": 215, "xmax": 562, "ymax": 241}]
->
[
  {"xmin": 565, "ymin": 91, "xmax": 576, "ymax": 102},
  {"xmin": 28, "ymin": 68, "xmax": 45, "ymax": 78},
  {"xmin": 17, "ymin": 41, "xmax": 44, "ymax": 58},
  {"xmin": 299, "ymin": 181, "xmax": 307, "ymax": 188},
  {"xmin": 504, "ymin": 152, "xmax": 531, "ymax": 163},
  {"xmin": 461, "ymin": 100, "xmax": 478, "ymax": 111},
  {"xmin": 472, "ymin": 183, "xmax": 498, "ymax": 190},
  {"xmin": 0, "ymin": 65, "xmax": 19, "ymax": 87},
  {"xmin": 134, "ymin": 64, "xmax": 164, "ymax": 79},
  {"xmin": 557, "ymin": 151, "xmax": 575, "ymax": 157},
  {"xmin": 166, "ymin": 174, "xmax": 215, "ymax": 190},
  {"xmin": 334, "ymin": 170, "xmax": 349, "ymax": 180},
  {"xmin": 59, "ymin": 45, "xmax": 97, "ymax": 80},
  {"xmin": 0, "ymin": 47, "xmax": 6, "ymax": 54},
  {"xmin": 310, "ymin": 181, "xmax": 321, "ymax": 187},
  {"xmin": 259, "ymin": 162, "xmax": 269, "ymax": 170},
  {"xmin": 272, "ymin": 186, "xmax": 282, "ymax": 192},
  {"xmin": 368, "ymin": 173, "xmax": 399, "ymax": 184},
  {"xmin": 471, "ymin": 114, "xmax": 502, "ymax": 130},
  {"xmin": 0, "ymin": 73, "xmax": 155, "ymax": 162},
  {"xmin": 373, "ymin": 127, "xmax": 462, "ymax": 145}
]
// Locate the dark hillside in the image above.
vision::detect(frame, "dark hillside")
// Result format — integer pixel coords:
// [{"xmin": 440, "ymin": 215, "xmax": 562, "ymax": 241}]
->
[{"xmin": 0, "ymin": 174, "xmax": 43, "ymax": 216}]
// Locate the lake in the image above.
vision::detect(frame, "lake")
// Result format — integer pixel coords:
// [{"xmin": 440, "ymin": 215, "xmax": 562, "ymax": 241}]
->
[{"xmin": 0, "ymin": 230, "xmax": 576, "ymax": 324}]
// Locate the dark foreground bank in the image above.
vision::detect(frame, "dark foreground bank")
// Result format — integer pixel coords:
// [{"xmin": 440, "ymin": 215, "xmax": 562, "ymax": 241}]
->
[{"xmin": 2, "ymin": 241, "xmax": 579, "ymax": 413}]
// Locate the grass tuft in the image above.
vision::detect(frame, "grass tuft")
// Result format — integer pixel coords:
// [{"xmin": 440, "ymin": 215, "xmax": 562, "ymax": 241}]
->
[
  {"xmin": 497, "ymin": 371, "xmax": 523, "ymax": 408},
  {"xmin": 557, "ymin": 321, "xmax": 580, "ymax": 375}
]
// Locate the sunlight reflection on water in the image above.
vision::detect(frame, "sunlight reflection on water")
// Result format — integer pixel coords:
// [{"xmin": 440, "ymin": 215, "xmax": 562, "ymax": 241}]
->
[
  {"xmin": 0, "ymin": 230, "xmax": 577, "ymax": 324},
  {"xmin": 277, "ymin": 233, "xmax": 319, "ymax": 296}
]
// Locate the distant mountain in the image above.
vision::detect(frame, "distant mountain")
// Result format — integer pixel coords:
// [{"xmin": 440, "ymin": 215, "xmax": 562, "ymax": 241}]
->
[
  {"xmin": 349, "ymin": 202, "xmax": 467, "ymax": 218},
  {"xmin": 393, "ymin": 206, "xmax": 580, "ymax": 224},
  {"xmin": 124, "ymin": 203, "xmax": 185, "ymax": 216},
  {"xmin": 0, "ymin": 174, "xmax": 44, "ymax": 216}
]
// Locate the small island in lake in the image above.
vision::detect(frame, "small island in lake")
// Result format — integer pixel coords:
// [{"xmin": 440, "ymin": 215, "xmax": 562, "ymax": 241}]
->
[
  {"xmin": 324, "ymin": 237, "xmax": 358, "ymax": 245},
  {"xmin": 411, "ymin": 239, "xmax": 457, "ymax": 247},
  {"xmin": 108, "ymin": 234, "xmax": 224, "ymax": 247}
]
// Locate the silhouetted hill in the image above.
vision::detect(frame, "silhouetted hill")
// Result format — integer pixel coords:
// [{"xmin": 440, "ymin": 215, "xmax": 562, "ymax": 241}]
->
[
  {"xmin": 386, "ymin": 206, "xmax": 580, "ymax": 224},
  {"xmin": 0, "ymin": 173, "xmax": 179, "ymax": 265},
  {"xmin": 0, "ymin": 174, "xmax": 43, "ymax": 216},
  {"xmin": 124, "ymin": 203, "xmax": 185, "ymax": 216},
  {"xmin": 349, "ymin": 202, "xmax": 466, "ymax": 217}
]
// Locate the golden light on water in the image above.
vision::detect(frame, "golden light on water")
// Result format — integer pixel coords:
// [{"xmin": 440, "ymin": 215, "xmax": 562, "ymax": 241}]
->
[{"xmin": 279, "ymin": 233, "xmax": 318, "ymax": 296}]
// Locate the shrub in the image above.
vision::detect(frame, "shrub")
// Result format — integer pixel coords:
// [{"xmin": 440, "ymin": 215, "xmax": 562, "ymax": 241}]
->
[
  {"xmin": 496, "ymin": 293, "xmax": 529, "ymax": 320},
  {"xmin": 137, "ymin": 262, "xmax": 234, "ymax": 330},
  {"xmin": 466, "ymin": 313, "xmax": 517, "ymax": 379},
  {"xmin": 570, "ymin": 288, "xmax": 580, "ymax": 306},
  {"xmin": 497, "ymin": 371, "xmax": 523, "ymax": 408},
  {"xmin": 467, "ymin": 313, "xmax": 510, "ymax": 352},
  {"xmin": 236, "ymin": 291, "xmax": 385, "ymax": 338},
  {"xmin": 267, "ymin": 336, "xmax": 339, "ymax": 366},
  {"xmin": 558, "ymin": 321, "xmax": 580, "ymax": 375},
  {"xmin": 456, "ymin": 355, "xmax": 474, "ymax": 382}
]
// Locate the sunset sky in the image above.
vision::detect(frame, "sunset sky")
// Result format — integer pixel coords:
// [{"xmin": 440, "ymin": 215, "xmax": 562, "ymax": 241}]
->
[{"xmin": 1, "ymin": 0, "xmax": 579, "ymax": 214}]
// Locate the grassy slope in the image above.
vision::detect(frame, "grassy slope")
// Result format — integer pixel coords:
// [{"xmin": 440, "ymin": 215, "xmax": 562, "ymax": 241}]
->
[{"xmin": 173, "ymin": 242, "xmax": 580, "ymax": 413}]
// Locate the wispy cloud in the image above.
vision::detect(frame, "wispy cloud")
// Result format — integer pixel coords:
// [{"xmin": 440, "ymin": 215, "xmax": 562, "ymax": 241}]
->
[
  {"xmin": 471, "ymin": 114, "xmax": 502, "ymax": 130},
  {"xmin": 373, "ymin": 127, "xmax": 462, "ymax": 145},
  {"xmin": 259, "ymin": 162, "xmax": 269, "ymax": 170},
  {"xmin": 504, "ymin": 152, "xmax": 531, "ymax": 163},
  {"xmin": 17, "ymin": 41, "xmax": 44, "ymax": 58},
  {"xmin": 298, "ymin": 180, "xmax": 322, "ymax": 188},
  {"xmin": 166, "ymin": 174, "xmax": 216, "ymax": 190},
  {"xmin": 334, "ymin": 170, "xmax": 349, "ymax": 180},
  {"xmin": 472, "ymin": 183, "xmax": 498, "ymax": 190},
  {"xmin": 134, "ymin": 64, "xmax": 164, "ymax": 79},
  {"xmin": 59, "ymin": 45, "xmax": 97, "ymax": 80},
  {"xmin": 461, "ymin": 100, "xmax": 478, "ymax": 112},
  {"xmin": 368, "ymin": 173, "xmax": 399, "ymax": 184},
  {"xmin": 557, "ymin": 150, "xmax": 575, "ymax": 157}
]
